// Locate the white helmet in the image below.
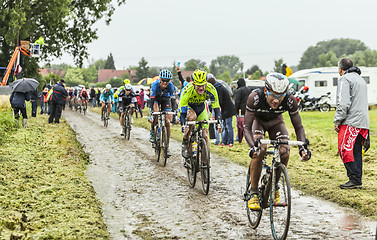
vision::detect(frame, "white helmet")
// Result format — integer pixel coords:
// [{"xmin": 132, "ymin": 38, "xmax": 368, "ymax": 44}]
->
[
  {"xmin": 125, "ymin": 83, "xmax": 132, "ymax": 90},
  {"xmin": 265, "ymin": 73, "xmax": 290, "ymax": 94},
  {"xmin": 106, "ymin": 84, "xmax": 111, "ymax": 90}
]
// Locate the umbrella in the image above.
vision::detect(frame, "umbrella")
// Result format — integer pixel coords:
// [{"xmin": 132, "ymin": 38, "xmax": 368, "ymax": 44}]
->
[
  {"xmin": 216, "ymin": 79, "xmax": 233, "ymax": 96},
  {"xmin": 288, "ymin": 78, "xmax": 300, "ymax": 85},
  {"xmin": 78, "ymin": 84, "xmax": 85, "ymax": 88},
  {"xmin": 137, "ymin": 78, "xmax": 154, "ymax": 85},
  {"xmin": 10, "ymin": 78, "xmax": 39, "ymax": 93}
]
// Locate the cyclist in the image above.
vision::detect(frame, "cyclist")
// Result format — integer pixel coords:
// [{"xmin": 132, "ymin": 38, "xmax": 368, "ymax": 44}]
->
[
  {"xmin": 149, "ymin": 69, "xmax": 175, "ymax": 157},
  {"xmin": 80, "ymin": 86, "xmax": 89, "ymax": 110},
  {"xmin": 180, "ymin": 69, "xmax": 222, "ymax": 160},
  {"xmin": 244, "ymin": 73, "xmax": 311, "ymax": 210},
  {"xmin": 100, "ymin": 84, "xmax": 114, "ymax": 120},
  {"xmin": 118, "ymin": 83, "xmax": 137, "ymax": 135}
]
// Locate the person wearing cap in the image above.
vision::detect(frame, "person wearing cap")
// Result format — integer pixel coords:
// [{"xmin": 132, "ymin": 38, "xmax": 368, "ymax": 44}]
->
[
  {"xmin": 100, "ymin": 84, "xmax": 114, "ymax": 120},
  {"xmin": 48, "ymin": 79, "xmax": 68, "ymax": 124},
  {"xmin": 244, "ymin": 73, "xmax": 311, "ymax": 210}
]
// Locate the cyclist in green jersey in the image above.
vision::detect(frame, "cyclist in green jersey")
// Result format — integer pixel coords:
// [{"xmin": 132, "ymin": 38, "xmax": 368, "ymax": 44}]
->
[{"xmin": 179, "ymin": 69, "xmax": 222, "ymax": 158}]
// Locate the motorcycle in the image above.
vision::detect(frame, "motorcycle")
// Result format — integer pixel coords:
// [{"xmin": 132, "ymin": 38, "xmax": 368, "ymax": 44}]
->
[{"xmin": 296, "ymin": 92, "xmax": 331, "ymax": 112}]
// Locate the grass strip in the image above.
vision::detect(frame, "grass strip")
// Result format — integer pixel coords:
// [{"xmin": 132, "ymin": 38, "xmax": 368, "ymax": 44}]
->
[
  {"xmin": 93, "ymin": 107, "xmax": 377, "ymax": 219},
  {"xmin": 0, "ymin": 100, "xmax": 110, "ymax": 239}
]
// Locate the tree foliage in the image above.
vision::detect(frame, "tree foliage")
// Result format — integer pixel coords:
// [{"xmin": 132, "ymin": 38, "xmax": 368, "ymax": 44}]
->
[
  {"xmin": 209, "ymin": 55, "xmax": 243, "ymax": 78},
  {"xmin": 104, "ymin": 53, "xmax": 116, "ymax": 69},
  {"xmin": 273, "ymin": 58, "xmax": 284, "ymax": 73},
  {"xmin": 134, "ymin": 57, "xmax": 149, "ymax": 81},
  {"xmin": 184, "ymin": 59, "xmax": 206, "ymax": 71},
  {"xmin": 0, "ymin": 0, "xmax": 126, "ymax": 77},
  {"xmin": 350, "ymin": 49, "xmax": 377, "ymax": 67},
  {"xmin": 64, "ymin": 68, "xmax": 85, "ymax": 87},
  {"xmin": 246, "ymin": 65, "xmax": 261, "ymax": 75},
  {"xmin": 298, "ymin": 38, "xmax": 368, "ymax": 70}
]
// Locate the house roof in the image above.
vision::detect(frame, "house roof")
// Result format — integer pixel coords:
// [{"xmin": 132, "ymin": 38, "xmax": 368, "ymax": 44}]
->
[
  {"xmin": 38, "ymin": 69, "xmax": 66, "ymax": 78},
  {"xmin": 96, "ymin": 69, "xmax": 136, "ymax": 83}
]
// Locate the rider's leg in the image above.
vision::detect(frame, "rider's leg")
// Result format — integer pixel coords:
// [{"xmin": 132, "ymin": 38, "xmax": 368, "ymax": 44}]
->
[
  {"xmin": 165, "ymin": 114, "xmax": 172, "ymax": 143},
  {"xmin": 101, "ymin": 102, "xmax": 105, "ymax": 118},
  {"xmin": 183, "ymin": 109, "xmax": 196, "ymax": 140},
  {"xmin": 249, "ymin": 133, "xmax": 266, "ymax": 191}
]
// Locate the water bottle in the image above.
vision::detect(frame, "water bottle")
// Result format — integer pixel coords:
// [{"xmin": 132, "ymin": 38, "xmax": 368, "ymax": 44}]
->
[
  {"xmin": 261, "ymin": 165, "xmax": 268, "ymax": 185},
  {"xmin": 192, "ymin": 141, "xmax": 197, "ymax": 156},
  {"xmin": 177, "ymin": 61, "xmax": 181, "ymax": 68}
]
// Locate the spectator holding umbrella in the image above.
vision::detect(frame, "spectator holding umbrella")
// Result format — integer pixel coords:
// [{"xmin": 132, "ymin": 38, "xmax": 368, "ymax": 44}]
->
[{"xmin": 48, "ymin": 79, "xmax": 68, "ymax": 124}]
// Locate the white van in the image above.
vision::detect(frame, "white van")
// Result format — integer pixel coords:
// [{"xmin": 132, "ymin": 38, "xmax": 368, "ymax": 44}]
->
[{"xmin": 289, "ymin": 67, "xmax": 377, "ymax": 107}]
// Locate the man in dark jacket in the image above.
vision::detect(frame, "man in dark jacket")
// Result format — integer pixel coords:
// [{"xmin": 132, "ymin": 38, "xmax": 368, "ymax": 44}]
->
[
  {"xmin": 30, "ymin": 89, "xmax": 39, "ymax": 117},
  {"xmin": 89, "ymin": 86, "xmax": 96, "ymax": 107},
  {"xmin": 10, "ymin": 91, "xmax": 31, "ymax": 128},
  {"xmin": 208, "ymin": 74, "xmax": 236, "ymax": 147},
  {"xmin": 48, "ymin": 79, "xmax": 68, "ymax": 124},
  {"xmin": 234, "ymin": 78, "xmax": 251, "ymax": 143}
]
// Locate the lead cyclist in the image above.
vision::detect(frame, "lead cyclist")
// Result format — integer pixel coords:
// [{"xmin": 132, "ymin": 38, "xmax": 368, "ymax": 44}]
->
[
  {"xmin": 244, "ymin": 73, "xmax": 311, "ymax": 210},
  {"xmin": 179, "ymin": 69, "xmax": 222, "ymax": 161}
]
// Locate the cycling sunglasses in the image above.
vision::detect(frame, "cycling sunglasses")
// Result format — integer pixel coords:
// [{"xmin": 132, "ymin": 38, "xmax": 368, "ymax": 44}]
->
[
  {"xmin": 266, "ymin": 90, "xmax": 286, "ymax": 99},
  {"xmin": 161, "ymin": 78, "xmax": 170, "ymax": 83}
]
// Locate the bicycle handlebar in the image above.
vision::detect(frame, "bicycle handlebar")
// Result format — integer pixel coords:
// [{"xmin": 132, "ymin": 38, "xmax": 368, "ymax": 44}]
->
[
  {"xmin": 187, "ymin": 119, "xmax": 218, "ymax": 125},
  {"xmin": 259, "ymin": 139, "xmax": 306, "ymax": 146},
  {"xmin": 152, "ymin": 111, "xmax": 175, "ymax": 115}
]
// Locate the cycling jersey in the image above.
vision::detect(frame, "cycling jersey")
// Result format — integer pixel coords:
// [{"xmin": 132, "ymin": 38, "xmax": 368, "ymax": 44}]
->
[
  {"xmin": 150, "ymin": 80, "xmax": 175, "ymax": 98},
  {"xmin": 100, "ymin": 89, "xmax": 114, "ymax": 103},
  {"xmin": 81, "ymin": 89, "xmax": 88, "ymax": 99},
  {"xmin": 179, "ymin": 82, "xmax": 221, "ymax": 120},
  {"xmin": 244, "ymin": 88, "xmax": 306, "ymax": 147},
  {"xmin": 118, "ymin": 89, "xmax": 137, "ymax": 107}
]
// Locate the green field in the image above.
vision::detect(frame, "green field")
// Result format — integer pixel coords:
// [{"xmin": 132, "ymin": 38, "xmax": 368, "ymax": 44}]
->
[{"xmin": 0, "ymin": 97, "xmax": 110, "ymax": 239}]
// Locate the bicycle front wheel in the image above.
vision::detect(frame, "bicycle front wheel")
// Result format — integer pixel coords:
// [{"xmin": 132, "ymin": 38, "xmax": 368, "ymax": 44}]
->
[
  {"xmin": 161, "ymin": 126, "xmax": 168, "ymax": 166},
  {"xmin": 246, "ymin": 167, "xmax": 262, "ymax": 229},
  {"xmin": 104, "ymin": 109, "xmax": 109, "ymax": 127},
  {"xmin": 270, "ymin": 163, "xmax": 291, "ymax": 240},
  {"xmin": 155, "ymin": 128, "xmax": 161, "ymax": 162},
  {"xmin": 187, "ymin": 140, "xmax": 197, "ymax": 188},
  {"xmin": 200, "ymin": 140, "xmax": 210, "ymax": 195}
]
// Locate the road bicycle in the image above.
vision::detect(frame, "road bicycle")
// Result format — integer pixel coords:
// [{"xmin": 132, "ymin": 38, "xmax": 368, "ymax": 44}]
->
[
  {"xmin": 151, "ymin": 111, "xmax": 174, "ymax": 166},
  {"xmin": 184, "ymin": 119, "xmax": 217, "ymax": 195},
  {"xmin": 122, "ymin": 105, "xmax": 134, "ymax": 140},
  {"xmin": 82, "ymin": 99, "xmax": 87, "ymax": 115},
  {"xmin": 102, "ymin": 104, "xmax": 110, "ymax": 127},
  {"xmin": 243, "ymin": 137, "xmax": 308, "ymax": 240}
]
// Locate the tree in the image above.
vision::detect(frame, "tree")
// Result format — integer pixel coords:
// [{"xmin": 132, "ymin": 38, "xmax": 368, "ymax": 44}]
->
[
  {"xmin": 317, "ymin": 51, "xmax": 338, "ymax": 67},
  {"xmin": 104, "ymin": 53, "xmax": 116, "ymax": 69},
  {"xmin": 298, "ymin": 38, "xmax": 368, "ymax": 70},
  {"xmin": 0, "ymin": 0, "xmax": 126, "ymax": 76},
  {"xmin": 209, "ymin": 55, "xmax": 243, "ymax": 78},
  {"xmin": 246, "ymin": 65, "xmax": 261, "ymax": 75},
  {"xmin": 184, "ymin": 59, "xmax": 206, "ymax": 71},
  {"xmin": 218, "ymin": 71, "xmax": 231, "ymax": 84},
  {"xmin": 350, "ymin": 49, "xmax": 377, "ymax": 67},
  {"xmin": 64, "ymin": 68, "xmax": 85, "ymax": 87},
  {"xmin": 273, "ymin": 58, "xmax": 284, "ymax": 73},
  {"xmin": 251, "ymin": 70, "xmax": 263, "ymax": 80},
  {"xmin": 107, "ymin": 77, "xmax": 123, "ymax": 88},
  {"xmin": 134, "ymin": 57, "xmax": 149, "ymax": 81}
]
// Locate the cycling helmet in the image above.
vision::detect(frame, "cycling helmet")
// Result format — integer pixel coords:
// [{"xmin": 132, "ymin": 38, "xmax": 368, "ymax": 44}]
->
[
  {"xmin": 159, "ymin": 69, "xmax": 172, "ymax": 80},
  {"xmin": 124, "ymin": 79, "xmax": 130, "ymax": 85},
  {"xmin": 303, "ymin": 86, "xmax": 309, "ymax": 93},
  {"xmin": 125, "ymin": 83, "xmax": 132, "ymax": 90},
  {"xmin": 207, "ymin": 73, "xmax": 216, "ymax": 80},
  {"xmin": 192, "ymin": 69, "xmax": 207, "ymax": 86},
  {"xmin": 106, "ymin": 84, "xmax": 111, "ymax": 90},
  {"xmin": 265, "ymin": 73, "xmax": 290, "ymax": 94}
]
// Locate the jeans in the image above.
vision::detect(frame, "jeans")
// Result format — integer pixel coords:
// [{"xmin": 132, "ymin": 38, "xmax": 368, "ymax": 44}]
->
[{"xmin": 221, "ymin": 117, "xmax": 234, "ymax": 145}]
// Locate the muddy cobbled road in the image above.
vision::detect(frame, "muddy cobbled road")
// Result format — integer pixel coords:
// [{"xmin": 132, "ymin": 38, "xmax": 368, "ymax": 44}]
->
[{"xmin": 63, "ymin": 109, "xmax": 376, "ymax": 240}]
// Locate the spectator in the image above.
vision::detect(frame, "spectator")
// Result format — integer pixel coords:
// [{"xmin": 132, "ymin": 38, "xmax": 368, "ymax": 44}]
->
[
  {"xmin": 234, "ymin": 78, "xmax": 251, "ymax": 143},
  {"xmin": 334, "ymin": 58, "xmax": 370, "ymax": 189},
  {"xmin": 48, "ymin": 79, "xmax": 68, "ymax": 124},
  {"xmin": 135, "ymin": 91, "xmax": 143, "ymax": 118},
  {"xmin": 30, "ymin": 89, "xmax": 39, "ymax": 117},
  {"xmin": 89, "ymin": 86, "xmax": 96, "ymax": 107},
  {"xmin": 207, "ymin": 74, "xmax": 236, "ymax": 147},
  {"xmin": 40, "ymin": 87, "xmax": 49, "ymax": 114},
  {"xmin": 139, "ymin": 88, "xmax": 145, "ymax": 109},
  {"xmin": 10, "ymin": 90, "xmax": 31, "ymax": 128}
]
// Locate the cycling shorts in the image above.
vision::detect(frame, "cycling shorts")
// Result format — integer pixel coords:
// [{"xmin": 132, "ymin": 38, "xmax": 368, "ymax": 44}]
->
[
  {"xmin": 252, "ymin": 115, "xmax": 289, "ymax": 140},
  {"xmin": 188, "ymin": 102, "xmax": 210, "ymax": 129},
  {"xmin": 101, "ymin": 97, "xmax": 111, "ymax": 103},
  {"xmin": 152, "ymin": 96, "xmax": 171, "ymax": 112}
]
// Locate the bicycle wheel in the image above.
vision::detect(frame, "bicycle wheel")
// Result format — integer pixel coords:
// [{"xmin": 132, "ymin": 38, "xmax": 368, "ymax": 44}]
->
[
  {"xmin": 160, "ymin": 126, "xmax": 168, "ymax": 166},
  {"xmin": 246, "ymin": 167, "xmax": 263, "ymax": 229},
  {"xmin": 200, "ymin": 140, "xmax": 210, "ymax": 195},
  {"xmin": 270, "ymin": 163, "xmax": 291, "ymax": 240},
  {"xmin": 104, "ymin": 108, "xmax": 109, "ymax": 127},
  {"xmin": 187, "ymin": 140, "xmax": 197, "ymax": 188},
  {"xmin": 124, "ymin": 113, "xmax": 130, "ymax": 140},
  {"xmin": 155, "ymin": 127, "xmax": 161, "ymax": 162},
  {"xmin": 83, "ymin": 103, "xmax": 87, "ymax": 115}
]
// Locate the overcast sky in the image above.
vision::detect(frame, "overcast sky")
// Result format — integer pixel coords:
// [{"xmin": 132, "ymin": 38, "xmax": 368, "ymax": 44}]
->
[{"xmin": 48, "ymin": 0, "xmax": 377, "ymax": 72}]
